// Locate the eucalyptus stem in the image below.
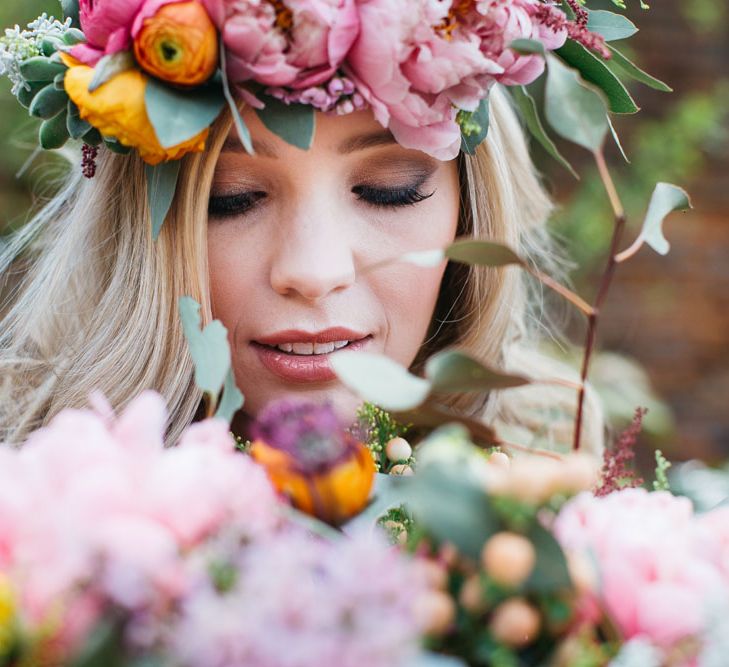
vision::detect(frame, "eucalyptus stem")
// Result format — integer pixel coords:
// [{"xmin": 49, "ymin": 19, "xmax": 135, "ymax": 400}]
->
[{"xmin": 573, "ymin": 148, "xmax": 627, "ymax": 451}]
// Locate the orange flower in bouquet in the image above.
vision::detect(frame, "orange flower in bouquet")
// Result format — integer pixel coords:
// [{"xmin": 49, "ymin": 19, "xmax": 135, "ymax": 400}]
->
[
  {"xmin": 133, "ymin": 1, "xmax": 218, "ymax": 87},
  {"xmin": 249, "ymin": 400, "xmax": 376, "ymax": 526}
]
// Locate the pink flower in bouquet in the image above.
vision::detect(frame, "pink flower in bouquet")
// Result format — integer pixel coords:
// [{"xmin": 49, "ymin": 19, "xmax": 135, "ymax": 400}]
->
[
  {"xmin": 554, "ymin": 489, "xmax": 726, "ymax": 651},
  {"xmin": 170, "ymin": 529, "xmax": 428, "ymax": 667},
  {"xmin": 696, "ymin": 506, "xmax": 729, "ymax": 581}
]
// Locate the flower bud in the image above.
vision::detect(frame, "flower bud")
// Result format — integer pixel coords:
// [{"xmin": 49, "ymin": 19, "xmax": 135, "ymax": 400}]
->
[
  {"xmin": 459, "ymin": 574, "xmax": 486, "ymax": 613},
  {"xmin": 415, "ymin": 591, "xmax": 455, "ymax": 636},
  {"xmin": 481, "ymin": 532, "xmax": 536, "ymax": 588},
  {"xmin": 390, "ymin": 464, "xmax": 414, "ymax": 476},
  {"xmin": 385, "ymin": 437, "xmax": 412, "ymax": 462},
  {"xmin": 488, "ymin": 451, "xmax": 511, "ymax": 470},
  {"xmin": 249, "ymin": 400, "xmax": 376, "ymax": 526},
  {"xmin": 133, "ymin": 1, "xmax": 218, "ymax": 86},
  {"xmin": 489, "ymin": 598, "xmax": 541, "ymax": 648},
  {"xmin": 414, "ymin": 558, "xmax": 449, "ymax": 590}
]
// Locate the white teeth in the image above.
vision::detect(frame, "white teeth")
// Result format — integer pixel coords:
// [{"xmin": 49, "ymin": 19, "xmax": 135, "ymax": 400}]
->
[{"xmin": 272, "ymin": 340, "xmax": 353, "ymax": 355}]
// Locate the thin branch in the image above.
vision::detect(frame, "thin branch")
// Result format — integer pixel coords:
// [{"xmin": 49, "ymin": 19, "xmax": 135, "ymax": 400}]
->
[
  {"xmin": 614, "ymin": 235, "xmax": 644, "ymax": 263},
  {"xmin": 496, "ymin": 438, "xmax": 565, "ymax": 461},
  {"xmin": 528, "ymin": 267, "xmax": 595, "ymax": 316},
  {"xmin": 573, "ymin": 148, "xmax": 627, "ymax": 451}
]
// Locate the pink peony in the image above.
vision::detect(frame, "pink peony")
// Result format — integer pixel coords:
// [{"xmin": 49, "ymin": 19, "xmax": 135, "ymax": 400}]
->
[{"xmin": 554, "ymin": 489, "xmax": 727, "ymax": 652}]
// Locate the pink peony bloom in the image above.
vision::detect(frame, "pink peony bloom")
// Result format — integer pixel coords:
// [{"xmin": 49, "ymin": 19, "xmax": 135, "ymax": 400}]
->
[{"xmin": 555, "ymin": 489, "xmax": 727, "ymax": 653}]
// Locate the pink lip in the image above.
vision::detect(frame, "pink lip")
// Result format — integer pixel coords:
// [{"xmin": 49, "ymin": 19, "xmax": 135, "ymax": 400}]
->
[{"xmin": 251, "ymin": 329, "xmax": 372, "ymax": 383}]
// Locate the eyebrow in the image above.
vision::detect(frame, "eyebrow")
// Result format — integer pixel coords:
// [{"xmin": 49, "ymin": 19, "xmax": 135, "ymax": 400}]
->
[{"xmin": 221, "ymin": 129, "xmax": 398, "ymax": 158}]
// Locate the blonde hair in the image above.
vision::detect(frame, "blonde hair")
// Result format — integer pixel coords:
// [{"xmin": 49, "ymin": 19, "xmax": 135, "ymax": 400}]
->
[{"xmin": 0, "ymin": 86, "xmax": 603, "ymax": 454}]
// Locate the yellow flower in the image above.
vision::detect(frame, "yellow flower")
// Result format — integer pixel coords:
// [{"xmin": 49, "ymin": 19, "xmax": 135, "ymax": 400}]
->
[
  {"xmin": 0, "ymin": 575, "xmax": 15, "ymax": 657},
  {"xmin": 250, "ymin": 436, "xmax": 376, "ymax": 526},
  {"xmin": 61, "ymin": 53, "xmax": 208, "ymax": 165},
  {"xmin": 133, "ymin": 1, "xmax": 218, "ymax": 87}
]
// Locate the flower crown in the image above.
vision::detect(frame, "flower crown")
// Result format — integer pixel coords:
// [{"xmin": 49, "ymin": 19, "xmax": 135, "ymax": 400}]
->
[{"xmin": 1, "ymin": 0, "xmax": 665, "ymax": 236}]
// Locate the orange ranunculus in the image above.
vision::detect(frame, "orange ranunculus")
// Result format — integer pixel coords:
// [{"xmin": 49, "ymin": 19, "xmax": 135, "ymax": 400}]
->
[
  {"xmin": 133, "ymin": 1, "xmax": 218, "ymax": 87},
  {"xmin": 62, "ymin": 54, "xmax": 208, "ymax": 165},
  {"xmin": 250, "ymin": 437, "xmax": 376, "ymax": 525}
]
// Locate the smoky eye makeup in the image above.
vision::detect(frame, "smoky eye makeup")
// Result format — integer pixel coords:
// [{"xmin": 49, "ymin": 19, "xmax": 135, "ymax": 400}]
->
[
  {"xmin": 208, "ymin": 190, "xmax": 267, "ymax": 218},
  {"xmin": 349, "ymin": 158, "xmax": 439, "ymax": 209}
]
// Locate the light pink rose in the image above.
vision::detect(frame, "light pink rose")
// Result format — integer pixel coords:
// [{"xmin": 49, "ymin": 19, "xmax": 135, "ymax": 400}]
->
[{"xmin": 555, "ymin": 489, "xmax": 725, "ymax": 651}]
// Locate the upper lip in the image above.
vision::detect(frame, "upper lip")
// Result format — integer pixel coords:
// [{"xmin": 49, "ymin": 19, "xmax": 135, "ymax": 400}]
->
[{"xmin": 254, "ymin": 327, "xmax": 369, "ymax": 346}]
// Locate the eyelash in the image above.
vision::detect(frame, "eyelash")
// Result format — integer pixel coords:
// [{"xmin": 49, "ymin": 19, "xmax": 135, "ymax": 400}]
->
[{"xmin": 208, "ymin": 184, "xmax": 435, "ymax": 218}]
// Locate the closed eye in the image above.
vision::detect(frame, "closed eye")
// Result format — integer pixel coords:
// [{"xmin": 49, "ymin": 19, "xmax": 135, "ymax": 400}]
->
[
  {"xmin": 352, "ymin": 184, "xmax": 435, "ymax": 208},
  {"xmin": 208, "ymin": 191, "xmax": 267, "ymax": 218}
]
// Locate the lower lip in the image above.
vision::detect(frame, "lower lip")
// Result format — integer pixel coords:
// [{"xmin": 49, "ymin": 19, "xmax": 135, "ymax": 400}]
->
[{"xmin": 251, "ymin": 337, "xmax": 372, "ymax": 383}]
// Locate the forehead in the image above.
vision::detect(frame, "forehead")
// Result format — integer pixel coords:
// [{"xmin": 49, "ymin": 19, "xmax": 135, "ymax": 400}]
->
[{"xmin": 221, "ymin": 108, "xmax": 405, "ymax": 161}]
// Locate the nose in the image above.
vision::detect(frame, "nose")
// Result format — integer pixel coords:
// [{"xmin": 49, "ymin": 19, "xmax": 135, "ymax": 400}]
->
[{"xmin": 269, "ymin": 204, "xmax": 356, "ymax": 301}]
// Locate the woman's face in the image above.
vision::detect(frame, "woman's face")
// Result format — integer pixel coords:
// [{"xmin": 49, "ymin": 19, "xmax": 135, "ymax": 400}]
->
[{"xmin": 207, "ymin": 108, "xmax": 460, "ymax": 432}]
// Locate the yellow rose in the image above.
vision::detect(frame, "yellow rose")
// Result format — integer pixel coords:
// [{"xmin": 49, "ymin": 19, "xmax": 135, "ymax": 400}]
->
[
  {"xmin": 250, "ymin": 436, "xmax": 376, "ymax": 526},
  {"xmin": 0, "ymin": 575, "xmax": 15, "ymax": 657},
  {"xmin": 62, "ymin": 54, "xmax": 208, "ymax": 165},
  {"xmin": 134, "ymin": 1, "xmax": 218, "ymax": 87}
]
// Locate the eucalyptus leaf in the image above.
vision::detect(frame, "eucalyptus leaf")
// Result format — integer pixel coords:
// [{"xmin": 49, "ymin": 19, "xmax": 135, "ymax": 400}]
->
[
  {"xmin": 70, "ymin": 618, "xmax": 125, "ymax": 667},
  {"xmin": 509, "ymin": 85, "xmax": 577, "ymax": 178},
  {"xmin": 607, "ymin": 114, "xmax": 630, "ymax": 163},
  {"xmin": 82, "ymin": 126, "xmax": 102, "ymax": 146},
  {"xmin": 145, "ymin": 161, "xmax": 181, "ymax": 240},
  {"xmin": 524, "ymin": 522, "xmax": 571, "ymax": 593},
  {"xmin": 88, "ymin": 52, "xmax": 135, "ymax": 92},
  {"xmin": 60, "ymin": 0, "xmax": 81, "ymax": 29},
  {"xmin": 53, "ymin": 71, "xmax": 66, "ymax": 90},
  {"xmin": 545, "ymin": 53, "xmax": 608, "ymax": 153},
  {"xmin": 219, "ymin": 40, "xmax": 254, "ymax": 154},
  {"xmin": 460, "ymin": 97, "xmax": 489, "ymax": 155},
  {"xmin": 255, "ymin": 95, "xmax": 315, "ymax": 150},
  {"xmin": 343, "ymin": 473, "xmax": 410, "ymax": 534},
  {"xmin": 400, "ymin": 248, "xmax": 446, "ymax": 268},
  {"xmin": 586, "ymin": 9, "xmax": 638, "ymax": 41},
  {"xmin": 509, "ymin": 38, "xmax": 545, "ymax": 55},
  {"xmin": 330, "ymin": 351, "xmax": 431, "ymax": 411},
  {"xmin": 607, "ymin": 45, "xmax": 672, "ymax": 92},
  {"xmin": 556, "ymin": 40, "xmax": 638, "ymax": 114},
  {"xmin": 39, "ymin": 109, "xmax": 70, "ymax": 149},
  {"xmin": 103, "ymin": 137, "xmax": 132, "ymax": 154},
  {"xmin": 41, "ymin": 36, "xmax": 63, "ymax": 57},
  {"xmin": 29, "ymin": 84, "xmax": 68, "ymax": 119},
  {"xmin": 425, "ymin": 349, "xmax": 530, "ymax": 393},
  {"xmin": 67, "ymin": 100, "xmax": 91, "ymax": 138},
  {"xmin": 637, "ymin": 183, "xmax": 692, "ymax": 255},
  {"xmin": 393, "ymin": 402, "xmax": 498, "ymax": 446},
  {"xmin": 403, "ymin": 463, "xmax": 497, "ymax": 560},
  {"xmin": 179, "ymin": 296, "xmax": 232, "ymax": 400},
  {"xmin": 63, "ymin": 28, "xmax": 86, "ymax": 45},
  {"xmin": 145, "ymin": 78, "xmax": 225, "ymax": 149},
  {"xmin": 16, "ymin": 81, "xmax": 46, "ymax": 109},
  {"xmin": 215, "ymin": 368, "xmax": 244, "ymax": 424},
  {"xmin": 19, "ymin": 56, "xmax": 66, "ymax": 82},
  {"xmin": 445, "ymin": 239, "xmax": 524, "ymax": 268}
]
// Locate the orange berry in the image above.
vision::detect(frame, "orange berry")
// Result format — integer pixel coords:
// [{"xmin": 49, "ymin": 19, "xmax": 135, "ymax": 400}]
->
[
  {"xmin": 489, "ymin": 598, "xmax": 541, "ymax": 648},
  {"xmin": 415, "ymin": 591, "xmax": 456, "ymax": 636},
  {"xmin": 481, "ymin": 532, "xmax": 536, "ymax": 588}
]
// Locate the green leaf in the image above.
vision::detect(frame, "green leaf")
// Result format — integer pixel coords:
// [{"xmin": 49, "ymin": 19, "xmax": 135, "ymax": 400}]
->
[
  {"xmin": 255, "ymin": 95, "xmax": 315, "ymax": 150},
  {"xmin": 637, "ymin": 182, "xmax": 692, "ymax": 255},
  {"xmin": 509, "ymin": 85, "xmax": 577, "ymax": 178},
  {"xmin": 103, "ymin": 137, "xmax": 132, "ymax": 154},
  {"xmin": 145, "ymin": 161, "xmax": 181, "ymax": 240},
  {"xmin": 39, "ymin": 109, "xmax": 70, "ymax": 149},
  {"xmin": 215, "ymin": 368, "xmax": 244, "ymax": 424},
  {"xmin": 607, "ymin": 114, "xmax": 629, "ymax": 163},
  {"xmin": 445, "ymin": 239, "xmax": 524, "ymax": 267},
  {"xmin": 53, "ymin": 71, "xmax": 66, "ymax": 91},
  {"xmin": 60, "ymin": 0, "xmax": 81, "ymax": 29},
  {"xmin": 607, "ymin": 45, "xmax": 672, "ymax": 92},
  {"xmin": 524, "ymin": 523, "xmax": 571, "ymax": 593},
  {"xmin": 425, "ymin": 349, "xmax": 530, "ymax": 393},
  {"xmin": 509, "ymin": 38, "xmax": 546, "ymax": 55},
  {"xmin": 29, "ymin": 84, "xmax": 68, "ymax": 119},
  {"xmin": 585, "ymin": 9, "xmax": 638, "ymax": 41},
  {"xmin": 459, "ymin": 97, "xmax": 489, "ymax": 155},
  {"xmin": 556, "ymin": 40, "xmax": 638, "ymax": 114},
  {"xmin": 16, "ymin": 81, "xmax": 48, "ymax": 109},
  {"xmin": 403, "ymin": 463, "xmax": 497, "ymax": 560},
  {"xmin": 145, "ymin": 78, "xmax": 225, "ymax": 149},
  {"xmin": 82, "ymin": 126, "xmax": 103, "ymax": 146},
  {"xmin": 19, "ymin": 56, "xmax": 66, "ymax": 82},
  {"xmin": 219, "ymin": 42, "xmax": 254, "ymax": 154},
  {"xmin": 63, "ymin": 28, "xmax": 86, "ymax": 45},
  {"xmin": 330, "ymin": 351, "xmax": 431, "ymax": 411},
  {"xmin": 179, "ymin": 296, "xmax": 232, "ymax": 400},
  {"xmin": 88, "ymin": 52, "xmax": 135, "ymax": 92},
  {"xmin": 545, "ymin": 53, "xmax": 609, "ymax": 153},
  {"xmin": 67, "ymin": 100, "xmax": 91, "ymax": 138},
  {"xmin": 70, "ymin": 618, "xmax": 125, "ymax": 667},
  {"xmin": 41, "ymin": 36, "xmax": 64, "ymax": 57}
]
